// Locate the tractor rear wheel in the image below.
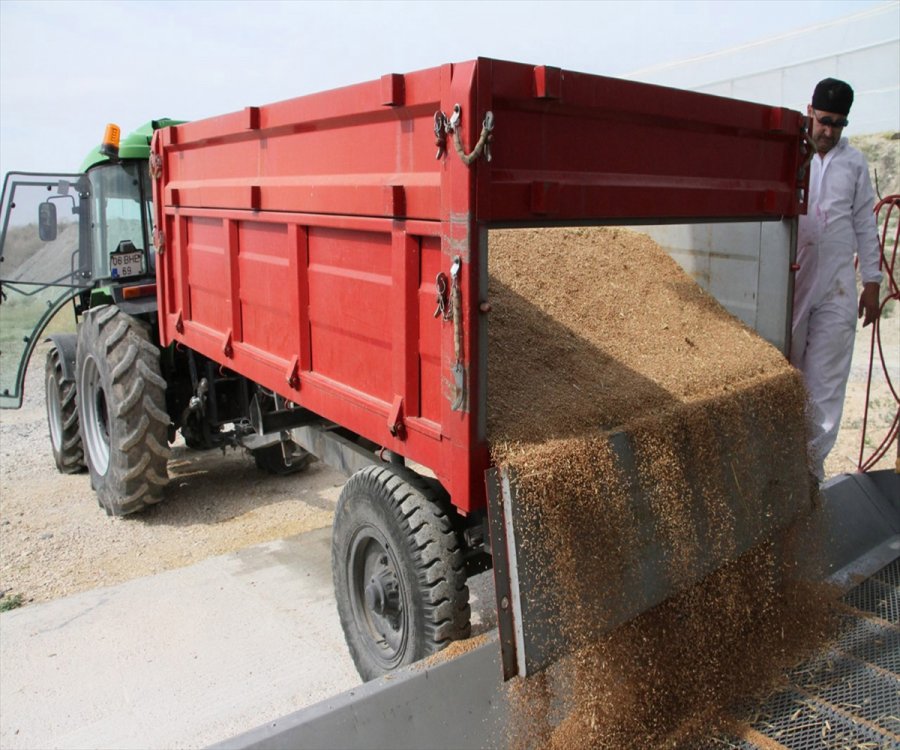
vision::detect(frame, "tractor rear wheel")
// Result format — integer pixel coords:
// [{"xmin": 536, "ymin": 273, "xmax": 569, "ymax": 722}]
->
[
  {"xmin": 76, "ymin": 306, "xmax": 170, "ymax": 516},
  {"xmin": 45, "ymin": 344, "xmax": 85, "ymax": 474},
  {"xmin": 331, "ymin": 465, "xmax": 471, "ymax": 681}
]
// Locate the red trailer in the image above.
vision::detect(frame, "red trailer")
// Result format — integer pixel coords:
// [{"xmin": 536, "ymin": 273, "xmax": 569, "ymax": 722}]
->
[
  {"xmin": 152, "ymin": 57, "xmax": 808, "ymax": 515},
  {"xmin": 146, "ymin": 58, "xmax": 811, "ymax": 680},
  {"xmin": 144, "ymin": 57, "xmax": 815, "ymax": 678}
]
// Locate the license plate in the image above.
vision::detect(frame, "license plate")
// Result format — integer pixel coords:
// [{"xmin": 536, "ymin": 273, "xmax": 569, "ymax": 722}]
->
[{"xmin": 109, "ymin": 251, "xmax": 144, "ymax": 279}]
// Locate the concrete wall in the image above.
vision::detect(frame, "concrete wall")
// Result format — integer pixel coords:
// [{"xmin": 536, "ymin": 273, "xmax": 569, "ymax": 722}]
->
[{"xmin": 625, "ymin": 2, "xmax": 900, "ymax": 135}]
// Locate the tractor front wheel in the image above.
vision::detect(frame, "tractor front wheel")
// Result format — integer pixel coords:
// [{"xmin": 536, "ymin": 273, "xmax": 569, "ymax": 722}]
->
[
  {"xmin": 331, "ymin": 465, "xmax": 471, "ymax": 681},
  {"xmin": 76, "ymin": 306, "xmax": 170, "ymax": 516},
  {"xmin": 45, "ymin": 344, "xmax": 85, "ymax": 474}
]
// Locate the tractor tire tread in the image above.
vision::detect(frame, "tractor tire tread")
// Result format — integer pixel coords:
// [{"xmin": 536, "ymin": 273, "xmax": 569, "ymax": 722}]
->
[
  {"xmin": 45, "ymin": 346, "xmax": 86, "ymax": 474},
  {"xmin": 76, "ymin": 306, "xmax": 170, "ymax": 516}
]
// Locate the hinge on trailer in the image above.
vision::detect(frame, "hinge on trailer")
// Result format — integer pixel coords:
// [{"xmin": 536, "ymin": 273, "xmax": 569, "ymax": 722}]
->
[
  {"xmin": 387, "ymin": 395, "xmax": 405, "ymax": 438},
  {"xmin": 221, "ymin": 329, "xmax": 234, "ymax": 359},
  {"xmin": 285, "ymin": 355, "xmax": 300, "ymax": 391}
]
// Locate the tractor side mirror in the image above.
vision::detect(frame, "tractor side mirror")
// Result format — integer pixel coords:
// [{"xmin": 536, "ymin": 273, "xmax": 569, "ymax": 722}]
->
[{"xmin": 38, "ymin": 201, "xmax": 58, "ymax": 242}]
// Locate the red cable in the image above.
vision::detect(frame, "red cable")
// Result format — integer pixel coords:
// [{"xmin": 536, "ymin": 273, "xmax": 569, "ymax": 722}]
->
[{"xmin": 857, "ymin": 195, "xmax": 900, "ymax": 472}]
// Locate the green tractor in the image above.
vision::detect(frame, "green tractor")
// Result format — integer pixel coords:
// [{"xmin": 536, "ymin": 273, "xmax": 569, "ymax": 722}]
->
[{"xmin": 0, "ymin": 121, "xmax": 308, "ymax": 516}]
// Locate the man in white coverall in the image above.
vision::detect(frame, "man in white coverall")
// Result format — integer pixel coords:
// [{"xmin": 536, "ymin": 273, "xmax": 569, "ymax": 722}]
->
[{"xmin": 790, "ymin": 77, "xmax": 882, "ymax": 482}]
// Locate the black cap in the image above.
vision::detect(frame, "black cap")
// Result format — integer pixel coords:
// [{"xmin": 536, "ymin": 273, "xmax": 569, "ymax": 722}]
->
[{"xmin": 812, "ymin": 78, "xmax": 854, "ymax": 116}]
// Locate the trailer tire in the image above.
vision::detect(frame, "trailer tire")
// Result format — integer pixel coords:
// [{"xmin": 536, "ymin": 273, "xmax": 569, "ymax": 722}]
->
[
  {"xmin": 76, "ymin": 306, "xmax": 170, "ymax": 516},
  {"xmin": 45, "ymin": 345, "xmax": 85, "ymax": 474},
  {"xmin": 252, "ymin": 442, "xmax": 313, "ymax": 475},
  {"xmin": 332, "ymin": 465, "xmax": 471, "ymax": 681}
]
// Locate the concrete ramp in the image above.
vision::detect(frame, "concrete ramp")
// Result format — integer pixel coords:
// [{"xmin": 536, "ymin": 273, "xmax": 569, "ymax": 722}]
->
[
  {"xmin": 819, "ymin": 469, "xmax": 900, "ymax": 587},
  {"xmin": 214, "ymin": 469, "xmax": 899, "ymax": 750}
]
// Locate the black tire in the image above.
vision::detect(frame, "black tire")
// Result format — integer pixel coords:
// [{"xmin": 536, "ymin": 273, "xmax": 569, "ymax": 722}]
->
[
  {"xmin": 332, "ymin": 465, "xmax": 471, "ymax": 681},
  {"xmin": 44, "ymin": 345, "xmax": 85, "ymax": 474},
  {"xmin": 76, "ymin": 306, "xmax": 170, "ymax": 516},
  {"xmin": 252, "ymin": 442, "xmax": 313, "ymax": 475}
]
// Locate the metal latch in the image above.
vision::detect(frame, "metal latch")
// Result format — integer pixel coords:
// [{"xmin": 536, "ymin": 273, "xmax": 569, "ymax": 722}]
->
[
  {"xmin": 433, "ymin": 272, "xmax": 451, "ymax": 320},
  {"xmin": 434, "ymin": 105, "xmax": 494, "ymax": 165}
]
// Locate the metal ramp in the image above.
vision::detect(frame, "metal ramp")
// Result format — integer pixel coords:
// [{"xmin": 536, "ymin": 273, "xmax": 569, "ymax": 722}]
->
[{"xmin": 701, "ymin": 558, "xmax": 899, "ymax": 749}]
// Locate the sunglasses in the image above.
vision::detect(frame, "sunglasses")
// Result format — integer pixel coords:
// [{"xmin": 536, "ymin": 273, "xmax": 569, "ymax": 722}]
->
[{"xmin": 812, "ymin": 110, "xmax": 849, "ymax": 128}]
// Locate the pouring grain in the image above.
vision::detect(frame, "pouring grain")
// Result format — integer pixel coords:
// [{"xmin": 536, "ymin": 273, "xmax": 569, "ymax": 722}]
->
[{"xmin": 486, "ymin": 227, "xmax": 834, "ymax": 748}]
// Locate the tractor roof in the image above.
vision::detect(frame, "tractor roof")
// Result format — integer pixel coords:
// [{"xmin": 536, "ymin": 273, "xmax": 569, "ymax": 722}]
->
[{"xmin": 80, "ymin": 118, "xmax": 184, "ymax": 171}]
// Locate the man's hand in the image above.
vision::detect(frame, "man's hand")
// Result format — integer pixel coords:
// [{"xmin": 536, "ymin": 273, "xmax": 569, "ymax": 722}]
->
[{"xmin": 858, "ymin": 282, "xmax": 881, "ymax": 327}]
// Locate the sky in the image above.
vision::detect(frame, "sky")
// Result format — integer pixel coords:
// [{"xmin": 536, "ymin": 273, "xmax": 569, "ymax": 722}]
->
[{"xmin": 0, "ymin": 0, "xmax": 891, "ymax": 179}]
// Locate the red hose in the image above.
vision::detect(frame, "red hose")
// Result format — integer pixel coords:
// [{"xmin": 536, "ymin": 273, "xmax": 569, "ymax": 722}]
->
[{"xmin": 858, "ymin": 195, "xmax": 900, "ymax": 473}]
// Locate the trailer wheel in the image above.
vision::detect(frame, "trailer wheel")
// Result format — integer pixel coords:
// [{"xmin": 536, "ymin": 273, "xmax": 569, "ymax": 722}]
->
[
  {"xmin": 252, "ymin": 442, "xmax": 313, "ymax": 475},
  {"xmin": 332, "ymin": 465, "xmax": 471, "ymax": 681},
  {"xmin": 76, "ymin": 306, "xmax": 170, "ymax": 516},
  {"xmin": 45, "ymin": 345, "xmax": 85, "ymax": 474}
]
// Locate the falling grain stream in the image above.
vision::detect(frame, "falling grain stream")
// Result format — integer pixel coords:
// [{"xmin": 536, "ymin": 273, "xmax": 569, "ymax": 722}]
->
[{"xmin": 486, "ymin": 227, "xmax": 839, "ymax": 749}]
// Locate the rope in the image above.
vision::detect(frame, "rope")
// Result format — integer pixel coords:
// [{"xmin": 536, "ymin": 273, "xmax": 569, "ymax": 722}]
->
[
  {"xmin": 435, "ymin": 106, "xmax": 494, "ymax": 166},
  {"xmin": 451, "ymin": 110, "xmax": 494, "ymax": 166}
]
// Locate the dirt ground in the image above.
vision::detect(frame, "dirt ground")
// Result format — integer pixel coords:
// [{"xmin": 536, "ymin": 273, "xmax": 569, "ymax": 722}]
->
[
  {"xmin": 0, "ymin": 344, "xmax": 347, "ymax": 606},
  {"xmin": 0, "ymin": 287, "xmax": 897, "ymax": 612}
]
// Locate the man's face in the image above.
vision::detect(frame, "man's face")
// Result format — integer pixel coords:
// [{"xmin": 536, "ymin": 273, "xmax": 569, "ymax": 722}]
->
[{"xmin": 808, "ymin": 105, "xmax": 848, "ymax": 155}]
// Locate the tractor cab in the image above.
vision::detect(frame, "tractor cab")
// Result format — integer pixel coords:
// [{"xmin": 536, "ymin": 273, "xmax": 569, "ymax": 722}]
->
[{"xmin": 0, "ymin": 120, "xmax": 178, "ymax": 408}]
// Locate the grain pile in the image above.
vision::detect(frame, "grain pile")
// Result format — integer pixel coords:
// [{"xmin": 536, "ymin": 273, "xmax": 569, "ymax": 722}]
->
[{"xmin": 486, "ymin": 227, "xmax": 835, "ymax": 748}]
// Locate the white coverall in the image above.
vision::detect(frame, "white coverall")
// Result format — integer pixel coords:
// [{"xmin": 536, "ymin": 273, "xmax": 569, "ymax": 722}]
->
[{"xmin": 790, "ymin": 137, "xmax": 882, "ymax": 481}]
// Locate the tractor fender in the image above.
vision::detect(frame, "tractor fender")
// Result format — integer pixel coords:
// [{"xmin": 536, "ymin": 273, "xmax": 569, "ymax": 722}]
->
[{"xmin": 44, "ymin": 333, "xmax": 78, "ymax": 383}]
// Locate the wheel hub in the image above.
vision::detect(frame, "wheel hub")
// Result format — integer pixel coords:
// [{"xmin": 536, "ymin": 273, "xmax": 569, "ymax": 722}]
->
[
  {"xmin": 348, "ymin": 534, "xmax": 408, "ymax": 669},
  {"xmin": 365, "ymin": 569, "xmax": 400, "ymax": 618},
  {"xmin": 80, "ymin": 354, "xmax": 110, "ymax": 476}
]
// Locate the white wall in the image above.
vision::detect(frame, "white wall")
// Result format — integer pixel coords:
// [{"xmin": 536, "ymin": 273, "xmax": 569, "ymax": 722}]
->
[{"xmin": 625, "ymin": 2, "xmax": 900, "ymax": 135}]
